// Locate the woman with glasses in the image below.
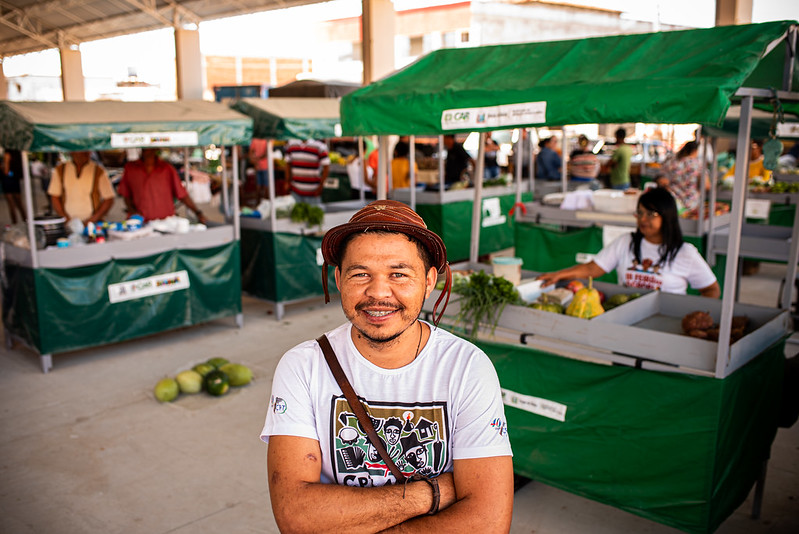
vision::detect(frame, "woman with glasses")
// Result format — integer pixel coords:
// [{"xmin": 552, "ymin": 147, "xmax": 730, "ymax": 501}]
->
[{"xmin": 538, "ymin": 187, "xmax": 720, "ymax": 298}]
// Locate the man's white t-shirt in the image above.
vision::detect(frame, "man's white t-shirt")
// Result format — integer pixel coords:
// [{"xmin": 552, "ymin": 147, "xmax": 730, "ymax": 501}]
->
[
  {"xmin": 594, "ymin": 233, "xmax": 716, "ymax": 294},
  {"xmin": 261, "ymin": 321, "xmax": 512, "ymax": 487}
]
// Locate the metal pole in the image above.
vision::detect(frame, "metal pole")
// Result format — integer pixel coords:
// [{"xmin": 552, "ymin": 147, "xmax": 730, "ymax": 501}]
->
[
  {"xmin": 530, "ymin": 129, "xmax": 537, "ymax": 199},
  {"xmin": 438, "ymin": 134, "xmax": 445, "ymax": 204},
  {"xmin": 707, "ymin": 137, "xmax": 719, "ymax": 263},
  {"xmin": 21, "ymin": 151, "xmax": 38, "ymax": 268},
  {"xmin": 232, "ymin": 145, "xmax": 240, "ymax": 241},
  {"xmin": 715, "ymin": 95, "xmax": 754, "ymax": 378},
  {"xmin": 470, "ymin": 132, "xmax": 486, "ymax": 264},
  {"xmin": 560, "ymin": 128, "xmax": 569, "ymax": 192},
  {"xmin": 514, "ymin": 128, "xmax": 523, "ymax": 215},
  {"xmin": 409, "ymin": 135, "xmax": 417, "ymax": 212},
  {"xmin": 783, "ymin": 194, "xmax": 799, "ymax": 311},
  {"xmin": 220, "ymin": 147, "xmax": 230, "ymax": 220},
  {"xmin": 377, "ymin": 136, "xmax": 388, "ymax": 201},
  {"xmin": 697, "ymin": 130, "xmax": 706, "ymax": 227},
  {"xmin": 357, "ymin": 137, "xmax": 365, "ymax": 203},
  {"xmin": 267, "ymin": 139, "xmax": 277, "ymax": 229}
]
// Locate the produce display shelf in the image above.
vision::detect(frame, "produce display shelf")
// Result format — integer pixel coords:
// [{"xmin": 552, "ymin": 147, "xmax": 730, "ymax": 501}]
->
[
  {"xmin": 2, "ymin": 224, "xmax": 235, "ymax": 269},
  {"xmin": 426, "ymin": 262, "xmax": 790, "ymax": 378},
  {"xmin": 518, "ymin": 201, "xmax": 730, "ymax": 238},
  {"xmin": 716, "ymin": 189, "xmax": 799, "ymax": 205},
  {"xmin": 391, "ymin": 184, "xmax": 518, "ymax": 205},
  {"xmin": 710, "ymin": 223, "xmax": 793, "ymax": 263}
]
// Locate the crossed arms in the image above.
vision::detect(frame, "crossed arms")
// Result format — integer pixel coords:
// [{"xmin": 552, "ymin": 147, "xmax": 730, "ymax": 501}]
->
[{"xmin": 267, "ymin": 435, "xmax": 513, "ymax": 533}]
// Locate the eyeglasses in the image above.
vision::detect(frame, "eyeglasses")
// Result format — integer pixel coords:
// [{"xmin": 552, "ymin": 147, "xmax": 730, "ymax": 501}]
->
[{"xmin": 634, "ymin": 209, "xmax": 660, "ymax": 219}]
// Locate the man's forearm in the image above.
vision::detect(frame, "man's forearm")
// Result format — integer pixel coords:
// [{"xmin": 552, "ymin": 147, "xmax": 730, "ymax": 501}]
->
[{"xmin": 270, "ymin": 474, "xmax": 444, "ymax": 533}]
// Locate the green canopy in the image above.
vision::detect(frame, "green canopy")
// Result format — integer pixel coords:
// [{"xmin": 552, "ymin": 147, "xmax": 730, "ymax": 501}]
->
[
  {"xmin": 0, "ymin": 100, "xmax": 253, "ymax": 152},
  {"xmin": 341, "ymin": 21, "xmax": 798, "ymax": 136},
  {"xmin": 231, "ymin": 97, "xmax": 341, "ymax": 140}
]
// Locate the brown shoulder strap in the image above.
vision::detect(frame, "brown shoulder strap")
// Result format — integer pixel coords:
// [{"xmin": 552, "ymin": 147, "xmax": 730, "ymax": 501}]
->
[{"xmin": 316, "ymin": 334, "xmax": 406, "ymax": 482}]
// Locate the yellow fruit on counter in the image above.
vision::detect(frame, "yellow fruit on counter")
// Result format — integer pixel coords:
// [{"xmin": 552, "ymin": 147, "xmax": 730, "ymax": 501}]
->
[{"xmin": 565, "ymin": 278, "xmax": 605, "ymax": 319}]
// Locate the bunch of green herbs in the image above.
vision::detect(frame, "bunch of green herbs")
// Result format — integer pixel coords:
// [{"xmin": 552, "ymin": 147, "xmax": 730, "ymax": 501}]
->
[
  {"xmin": 290, "ymin": 202, "xmax": 325, "ymax": 229},
  {"xmin": 453, "ymin": 270, "xmax": 521, "ymax": 339}
]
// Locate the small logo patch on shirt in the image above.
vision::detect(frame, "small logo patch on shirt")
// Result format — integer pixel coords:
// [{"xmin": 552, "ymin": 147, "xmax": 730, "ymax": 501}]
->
[
  {"xmin": 272, "ymin": 396, "xmax": 287, "ymax": 414},
  {"xmin": 490, "ymin": 418, "xmax": 508, "ymax": 436}
]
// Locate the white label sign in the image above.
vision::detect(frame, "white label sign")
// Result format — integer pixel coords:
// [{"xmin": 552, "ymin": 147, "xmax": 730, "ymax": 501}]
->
[
  {"xmin": 575, "ymin": 252, "xmax": 596, "ymax": 264},
  {"xmin": 777, "ymin": 123, "xmax": 799, "ymax": 138},
  {"xmin": 316, "ymin": 248, "xmax": 324, "ymax": 266},
  {"xmin": 502, "ymin": 388, "xmax": 567, "ymax": 422},
  {"xmin": 745, "ymin": 199, "xmax": 771, "ymax": 220},
  {"xmin": 481, "ymin": 197, "xmax": 507, "ymax": 227},
  {"xmin": 441, "ymin": 101, "xmax": 546, "ymax": 130},
  {"xmin": 108, "ymin": 270, "xmax": 190, "ymax": 303},
  {"xmin": 110, "ymin": 131, "xmax": 199, "ymax": 148}
]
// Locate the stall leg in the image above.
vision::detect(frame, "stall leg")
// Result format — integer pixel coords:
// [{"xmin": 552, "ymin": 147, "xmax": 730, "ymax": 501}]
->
[
  {"xmin": 275, "ymin": 302, "xmax": 285, "ymax": 321},
  {"xmin": 40, "ymin": 353, "xmax": 53, "ymax": 374},
  {"xmin": 751, "ymin": 459, "xmax": 768, "ymax": 519},
  {"xmin": 235, "ymin": 312, "xmax": 244, "ymax": 329}
]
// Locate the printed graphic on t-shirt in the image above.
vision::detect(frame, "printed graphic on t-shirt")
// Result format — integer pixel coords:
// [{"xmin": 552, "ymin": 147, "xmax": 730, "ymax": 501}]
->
[
  {"xmin": 624, "ymin": 256, "xmax": 664, "ymax": 291},
  {"xmin": 329, "ymin": 396, "xmax": 449, "ymax": 487}
]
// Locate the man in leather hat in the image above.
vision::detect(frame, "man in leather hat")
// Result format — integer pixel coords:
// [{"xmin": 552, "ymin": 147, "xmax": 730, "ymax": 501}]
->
[{"xmin": 261, "ymin": 200, "xmax": 513, "ymax": 532}]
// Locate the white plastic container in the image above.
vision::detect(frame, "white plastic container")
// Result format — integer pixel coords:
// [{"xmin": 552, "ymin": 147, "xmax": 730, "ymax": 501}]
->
[
  {"xmin": 492, "ymin": 256, "xmax": 523, "ymax": 286},
  {"xmin": 592, "ymin": 189, "xmax": 641, "ymax": 214}
]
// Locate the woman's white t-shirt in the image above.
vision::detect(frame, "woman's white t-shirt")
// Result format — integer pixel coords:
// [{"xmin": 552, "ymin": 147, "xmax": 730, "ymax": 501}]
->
[
  {"xmin": 594, "ymin": 233, "xmax": 716, "ymax": 294},
  {"xmin": 261, "ymin": 321, "xmax": 512, "ymax": 487}
]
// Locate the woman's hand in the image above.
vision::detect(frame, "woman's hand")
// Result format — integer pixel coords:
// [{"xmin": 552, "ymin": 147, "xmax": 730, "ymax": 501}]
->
[{"xmin": 537, "ymin": 271, "xmax": 566, "ymax": 288}]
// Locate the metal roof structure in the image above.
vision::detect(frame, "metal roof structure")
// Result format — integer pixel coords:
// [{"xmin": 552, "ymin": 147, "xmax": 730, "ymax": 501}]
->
[{"xmin": 0, "ymin": 0, "xmax": 323, "ymax": 58}]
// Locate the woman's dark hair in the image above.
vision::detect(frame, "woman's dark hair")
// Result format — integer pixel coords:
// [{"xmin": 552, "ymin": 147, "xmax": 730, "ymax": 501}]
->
[
  {"xmin": 538, "ymin": 137, "xmax": 552, "ymax": 149},
  {"xmin": 676, "ymin": 141, "xmax": 698, "ymax": 160},
  {"xmin": 631, "ymin": 187, "xmax": 684, "ymax": 266}
]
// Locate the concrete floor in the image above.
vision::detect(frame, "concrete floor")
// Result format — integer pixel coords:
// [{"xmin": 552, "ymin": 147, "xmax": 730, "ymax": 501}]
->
[{"xmin": 0, "ymin": 186, "xmax": 797, "ymax": 533}]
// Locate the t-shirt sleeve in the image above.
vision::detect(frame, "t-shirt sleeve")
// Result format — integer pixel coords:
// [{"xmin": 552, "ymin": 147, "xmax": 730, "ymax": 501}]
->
[
  {"xmin": 260, "ymin": 346, "xmax": 320, "ymax": 444},
  {"xmin": 593, "ymin": 234, "xmax": 628, "ymax": 274},
  {"xmin": 47, "ymin": 167, "xmax": 63, "ymax": 196},
  {"xmin": 169, "ymin": 164, "xmax": 189, "ymax": 201},
  {"xmin": 97, "ymin": 168, "xmax": 116, "ymax": 200},
  {"xmin": 683, "ymin": 244, "xmax": 718, "ymax": 290},
  {"xmin": 451, "ymin": 350, "xmax": 513, "ymax": 460}
]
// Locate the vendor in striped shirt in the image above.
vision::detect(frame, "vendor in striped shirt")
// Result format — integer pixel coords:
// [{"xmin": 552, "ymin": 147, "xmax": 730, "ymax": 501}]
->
[{"xmin": 286, "ymin": 138, "xmax": 330, "ymax": 205}]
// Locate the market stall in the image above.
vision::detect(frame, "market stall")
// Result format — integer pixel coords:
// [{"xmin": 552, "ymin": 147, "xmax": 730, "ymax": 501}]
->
[
  {"xmin": 342, "ymin": 21, "xmax": 798, "ymax": 534},
  {"xmin": 0, "ymin": 100, "xmax": 252, "ymax": 373},
  {"xmin": 230, "ymin": 97, "xmax": 366, "ymax": 319}
]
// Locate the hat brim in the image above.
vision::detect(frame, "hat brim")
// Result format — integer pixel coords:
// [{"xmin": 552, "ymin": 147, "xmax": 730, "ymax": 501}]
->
[{"xmin": 322, "ymin": 220, "xmax": 447, "ymax": 272}]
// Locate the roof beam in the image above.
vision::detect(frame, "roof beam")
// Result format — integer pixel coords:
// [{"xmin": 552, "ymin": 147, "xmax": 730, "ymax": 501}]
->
[{"xmin": 0, "ymin": 1, "xmax": 61, "ymax": 49}]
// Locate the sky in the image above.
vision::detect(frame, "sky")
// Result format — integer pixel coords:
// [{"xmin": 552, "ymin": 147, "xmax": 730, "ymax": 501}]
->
[{"xmin": 4, "ymin": 0, "xmax": 799, "ymax": 83}]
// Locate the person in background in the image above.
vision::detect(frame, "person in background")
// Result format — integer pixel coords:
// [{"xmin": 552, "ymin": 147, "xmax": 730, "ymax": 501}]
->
[
  {"xmin": 2, "ymin": 149, "xmax": 27, "ymax": 224},
  {"xmin": 511, "ymin": 128, "xmax": 534, "ymax": 178},
  {"xmin": 30, "ymin": 154, "xmax": 53, "ymax": 215},
  {"xmin": 539, "ymin": 187, "xmax": 720, "ymax": 298},
  {"xmin": 722, "ymin": 139, "xmax": 772, "ymax": 186},
  {"xmin": 247, "ymin": 138, "xmax": 270, "ymax": 202},
  {"xmin": 443, "ymin": 134, "xmax": 473, "ymax": 185},
  {"xmin": 262, "ymin": 200, "xmax": 513, "ymax": 532},
  {"xmin": 658, "ymin": 141, "xmax": 710, "ymax": 211},
  {"xmin": 391, "ymin": 139, "xmax": 419, "ymax": 189},
  {"xmin": 609, "ymin": 128, "xmax": 633, "ymax": 190},
  {"xmin": 286, "ymin": 138, "xmax": 330, "ymax": 205},
  {"xmin": 117, "ymin": 148, "xmax": 207, "ymax": 224},
  {"xmin": 483, "ymin": 134, "xmax": 501, "ymax": 180},
  {"xmin": 47, "ymin": 151, "xmax": 115, "ymax": 225},
  {"xmin": 569, "ymin": 134, "xmax": 600, "ymax": 189},
  {"xmin": 535, "ymin": 137, "xmax": 562, "ymax": 181}
]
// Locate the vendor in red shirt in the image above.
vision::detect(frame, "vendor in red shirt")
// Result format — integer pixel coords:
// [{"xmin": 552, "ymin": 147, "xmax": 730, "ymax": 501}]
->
[{"xmin": 118, "ymin": 148, "xmax": 207, "ymax": 224}]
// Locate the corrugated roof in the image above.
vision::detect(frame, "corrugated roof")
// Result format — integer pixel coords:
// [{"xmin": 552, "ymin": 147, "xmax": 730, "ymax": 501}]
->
[{"xmin": 0, "ymin": 0, "xmax": 324, "ymax": 58}]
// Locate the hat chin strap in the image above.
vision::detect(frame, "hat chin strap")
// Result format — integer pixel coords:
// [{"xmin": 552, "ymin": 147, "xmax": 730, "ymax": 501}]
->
[
  {"xmin": 322, "ymin": 262, "xmax": 332, "ymax": 303},
  {"xmin": 323, "ymin": 261, "xmax": 452, "ymax": 328},
  {"xmin": 431, "ymin": 263, "xmax": 452, "ymax": 328}
]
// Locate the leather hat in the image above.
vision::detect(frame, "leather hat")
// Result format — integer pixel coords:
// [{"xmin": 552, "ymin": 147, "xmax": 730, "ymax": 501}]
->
[{"xmin": 320, "ymin": 200, "xmax": 451, "ymax": 326}]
